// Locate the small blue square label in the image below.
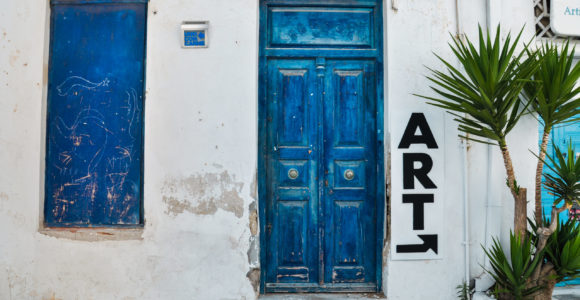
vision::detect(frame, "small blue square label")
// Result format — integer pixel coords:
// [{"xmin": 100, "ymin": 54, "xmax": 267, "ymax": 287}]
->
[{"xmin": 184, "ymin": 30, "xmax": 206, "ymax": 47}]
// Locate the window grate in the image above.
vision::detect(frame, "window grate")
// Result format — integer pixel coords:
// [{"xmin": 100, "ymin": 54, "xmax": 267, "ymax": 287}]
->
[{"xmin": 534, "ymin": 0, "xmax": 580, "ymax": 40}]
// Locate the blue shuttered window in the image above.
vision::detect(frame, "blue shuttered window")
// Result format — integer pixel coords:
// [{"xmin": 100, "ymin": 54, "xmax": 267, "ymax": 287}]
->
[{"xmin": 44, "ymin": 0, "xmax": 147, "ymax": 227}]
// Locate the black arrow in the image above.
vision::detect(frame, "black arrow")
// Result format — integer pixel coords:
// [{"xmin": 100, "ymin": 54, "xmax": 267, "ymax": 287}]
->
[{"xmin": 396, "ymin": 234, "xmax": 438, "ymax": 254}]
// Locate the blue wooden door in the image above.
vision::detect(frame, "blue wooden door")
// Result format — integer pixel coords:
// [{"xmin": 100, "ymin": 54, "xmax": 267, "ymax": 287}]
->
[
  {"xmin": 44, "ymin": 0, "xmax": 146, "ymax": 226},
  {"xmin": 322, "ymin": 60, "xmax": 377, "ymax": 286},
  {"xmin": 264, "ymin": 59, "xmax": 320, "ymax": 286},
  {"xmin": 540, "ymin": 120, "xmax": 580, "ymax": 286},
  {"xmin": 263, "ymin": 58, "xmax": 379, "ymax": 292},
  {"xmin": 259, "ymin": 1, "xmax": 384, "ymax": 293}
]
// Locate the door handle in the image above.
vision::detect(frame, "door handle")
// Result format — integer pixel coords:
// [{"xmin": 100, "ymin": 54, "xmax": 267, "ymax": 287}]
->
[
  {"xmin": 344, "ymin": 169, "xmax": 355, "ymax": 180},
  {"xmin": 288, "ymin": 168, "xmax": 299, "ymax": 180}
]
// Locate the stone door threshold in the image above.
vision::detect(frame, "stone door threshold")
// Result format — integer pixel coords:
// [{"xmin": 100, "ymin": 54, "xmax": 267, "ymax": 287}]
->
[{"xmin": 259, "ymin": 294, "xmax": 386, "ymax": 300}]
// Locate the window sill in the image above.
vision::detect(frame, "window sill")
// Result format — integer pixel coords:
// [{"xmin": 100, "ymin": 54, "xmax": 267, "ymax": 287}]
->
[{"xmin": 39, "ymin": 227, "xmax": 144, "ymax": 241}]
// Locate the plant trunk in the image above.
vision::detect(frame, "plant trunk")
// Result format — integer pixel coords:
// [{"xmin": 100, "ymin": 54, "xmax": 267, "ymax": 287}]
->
[
  {"xmin": 531, "ymin": 204, "xmax": 571, "ymax": 299},
  {"xmin": 535, "ymin": 129, "xmax": 551, "ymax": 225},
  {"xmin": 495, "ymin": 286, "xmax": 516, "ymax": 300},
  {"xmin": 498, "ymin": 293, "xmax": 514, "ymax": 300},
  {"xmin": 532, "ymin": 268, "xmax": 557, "ymax": 300},
  {"xmin": 532, "ymin": 207, "xmax": 560, "ymax": 282},
  {"xmin": 500, "ymin": 141, "xmax": 519, "ymax": 200},
  {"xmin": 514, "ymin": 188, "xmax": 528, "ymax": 238},
  {"xmin": 500, "ymin": 140, "xmax": 527, "ymax": 237}
]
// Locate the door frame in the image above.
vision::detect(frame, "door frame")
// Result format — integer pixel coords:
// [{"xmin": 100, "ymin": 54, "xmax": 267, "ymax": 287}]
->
[{"xmin": 257, "ymin": 0, "xmax": 385, "ymax": 293}]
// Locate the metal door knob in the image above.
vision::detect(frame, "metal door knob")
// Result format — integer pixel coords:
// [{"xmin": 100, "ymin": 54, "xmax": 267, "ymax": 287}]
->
[
  {"xmin": 288, "ymin": 168, "xmax": 299, "ymax": 180},
  {"xmin": 344, "ymin": 169, "xmax": 355, "ymax": 180}
]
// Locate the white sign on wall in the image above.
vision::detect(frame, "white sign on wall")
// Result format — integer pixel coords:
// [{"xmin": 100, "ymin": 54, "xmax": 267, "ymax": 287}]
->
[
  {"xmin": 551, "ymin": 0, "xmax": 580, "ymax": 36},
  {"xmin": 390, "ymin": 112, "xmax": 445, "ymax": 260}
]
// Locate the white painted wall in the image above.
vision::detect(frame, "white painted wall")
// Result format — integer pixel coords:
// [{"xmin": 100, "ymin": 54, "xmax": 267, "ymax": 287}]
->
[
  {"xmin": 385, "ymin": 0, "xmax": 538, "ymax": 298},
  {"xmin": 385, "ymin": 1, "xmax": 465, "ymax": 298},
  {"xmin": 0, "ymin": 0, "xmax": 541, "ymax": 299}
]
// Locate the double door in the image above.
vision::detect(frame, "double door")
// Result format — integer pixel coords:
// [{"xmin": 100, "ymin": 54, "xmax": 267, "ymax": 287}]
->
[{"xmin": 263, "ymin": 58, "xmax": 379, "ymax": 291}]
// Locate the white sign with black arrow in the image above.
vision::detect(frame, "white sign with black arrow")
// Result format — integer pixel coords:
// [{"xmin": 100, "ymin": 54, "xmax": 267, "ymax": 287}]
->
[{"xmin": 390, "ymin": 112, "xmax": 445, "ymax": 260}]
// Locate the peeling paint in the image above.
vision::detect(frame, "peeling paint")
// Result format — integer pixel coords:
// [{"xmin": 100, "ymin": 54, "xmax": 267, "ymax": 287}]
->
[
  {"xmin": 249, "ymin": 209, "xmax": 258, "ymax": 236},
  {"xmin": 247, "ymin": 235, "xmax": 259, "ymax": 266},
  {"xmin": 246, "ymin": 268, "xmax": 260, "ymax": 294},
  {"xmin": 250, "ymin": 169, "xmax": 257, "ymax": 201},
  {"xmin": 247, "ymin": 199, "xmax": 260, "ymax": 293},
  {"xmin": 161, "ymin": 171, "xmax": 244, "ymax": 218}
]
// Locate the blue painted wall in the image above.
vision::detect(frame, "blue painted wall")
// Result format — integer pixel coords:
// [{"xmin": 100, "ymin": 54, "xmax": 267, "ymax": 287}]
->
[
  {"xmin": 540, "ymin": 122, "xmax": 580, "ymax": 223},
  {"xmin": 44, "ymin": 1, "xmax": 147, "ymax": 226},
  {"xmin": 540, "ymin": 120, "xmax": 580, "ymax": 285}
]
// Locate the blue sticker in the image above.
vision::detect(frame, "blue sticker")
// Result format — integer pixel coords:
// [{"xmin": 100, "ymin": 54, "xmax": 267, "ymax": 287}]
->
[{"xmin": 184, "ymin": 30, "xmax": 206, "ymax": 46}]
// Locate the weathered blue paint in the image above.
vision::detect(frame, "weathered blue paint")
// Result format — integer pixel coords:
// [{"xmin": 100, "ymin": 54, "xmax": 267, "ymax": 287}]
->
[
  {"xmin": 540, "ymin": 120, "xmax": 580, "ymax": 286},
  {"xmin": 258, "ymin": 0, "xmax": 384, "ymax": 293},
  {"xmin": 44, "ymin": 1, "xmax": 147, "ymax": 227},
  {"xmin": 268, "ymin": 7, "xmax": 373, "ymax": 48}
]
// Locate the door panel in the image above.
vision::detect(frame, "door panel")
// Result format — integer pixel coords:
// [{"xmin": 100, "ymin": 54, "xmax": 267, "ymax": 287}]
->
[
  {"xmin": 277, "ymin": 69, "xmax": 310, "ymax": 146},
  {"xmin": 266, "ymin": 59, "xmax": 319, "ymax": 285},
  {"xmin": 267, "ymin": 7, "xmax": 374, "ymax": 48},
  {"xmin": 264, "ymin": 59, "xmax": 378, "ymax": 290},
  {"xmin": 323, "ymin": 60, "xmax": 377, "ymax": 284},
  {"xmin": 334, "ymin": 70, "xmax": 365, "ymax": 146}
]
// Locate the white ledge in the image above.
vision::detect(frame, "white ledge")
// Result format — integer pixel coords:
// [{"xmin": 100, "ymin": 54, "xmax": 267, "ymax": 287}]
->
[{"xmin": 39, "ymin": 227, "xmax": 144, "ymax": 241}]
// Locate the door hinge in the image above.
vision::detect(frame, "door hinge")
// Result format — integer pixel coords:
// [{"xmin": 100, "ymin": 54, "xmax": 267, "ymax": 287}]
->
[{"xmin": 266, "ymin": 223, "xmax": 272, "ymax": 234}]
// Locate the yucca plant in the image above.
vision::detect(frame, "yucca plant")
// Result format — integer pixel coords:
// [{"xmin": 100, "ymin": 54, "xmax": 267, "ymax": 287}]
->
[
  {"xmin": 528, "ymin": 143, "xmax": 580, "ymax": 298},
  {"xmin": 456, "ymin": 280, "xmax": 474, "ymax": 300},
  {"xmin": 483, "ymin": 233, "xmax": 545, "ymax": 300},
  {"xmin": 529, "ymin": 216, "xmax": 580, "ymax": 298},
  {"xmin": 522, "ymin": 41, "xmax": 580, "ymax": 225},
  {"xmin": 544, "ymin": 218, "xmax": 580, "ymax": 282},
  {"xmin": 542, "ymin": 141, "xmax": 580, "ymax": 208},
  {"xmin": 416, "ymin": 25, "xmax": 539, "ymax": 236}
]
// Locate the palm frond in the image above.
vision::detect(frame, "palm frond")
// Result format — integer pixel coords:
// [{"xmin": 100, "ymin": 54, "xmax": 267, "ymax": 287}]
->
[
  {"xmin": 482, "ymin": 232, "xmax": 545, "ymax": 298},
  {"xmin": 417, "ymin": 25, "xmax": 539, "ymax": 146},
  {"xmin": 523, "ymin": 40, "xmax": 580, "ymax": 130},
  {"xmin": 540, "ymin": 141, "xmax": 580, "ymax": 206}
]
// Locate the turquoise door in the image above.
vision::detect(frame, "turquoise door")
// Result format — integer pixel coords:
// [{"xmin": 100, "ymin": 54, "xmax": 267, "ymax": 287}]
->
[
  {"xmin": 540, "ymin": 121, "xmax": 580, "ymax": 285},
  {"xmin": 258, "ymin": 0, "xmax": 384, "ymax": 293}
]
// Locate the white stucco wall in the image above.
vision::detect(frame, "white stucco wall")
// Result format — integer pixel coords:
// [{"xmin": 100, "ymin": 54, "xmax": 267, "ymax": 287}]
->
[
  {"xmin": 0, "ymin": 0, "xmax": 541, "ymax": 299},
  {"xmin": 385, "ymin": 0, "xmax": 538, "ymax": 299}
]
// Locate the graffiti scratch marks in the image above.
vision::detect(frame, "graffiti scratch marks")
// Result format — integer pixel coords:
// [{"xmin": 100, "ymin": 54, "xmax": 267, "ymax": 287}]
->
[
  {"xmin": 56, "ymin": 76, "xmax": 110, "ymax": 96},
  {"xmin": 46, "ymin": 75, "xmax": 142, "ymax": 225}
]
